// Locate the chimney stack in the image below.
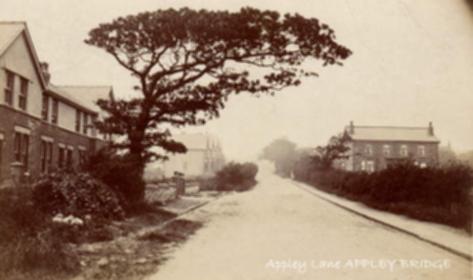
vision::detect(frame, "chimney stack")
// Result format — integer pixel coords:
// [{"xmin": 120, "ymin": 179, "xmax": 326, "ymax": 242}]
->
[
  {"xmin": 349, "ymin": 120, "xmax": 355, "ymax": 134},
  {"xmin": 39, "ymin": 62, "xmax": 51, "ymax": 85},
  {"xmin": 428, "ymin": 121, "xmax": 434, "ymax": 136}
]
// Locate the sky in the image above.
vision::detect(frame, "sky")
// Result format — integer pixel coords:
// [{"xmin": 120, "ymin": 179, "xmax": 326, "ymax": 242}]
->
[{"xmin": 1, "ymin": 0, "xmax": 472, "ymax": 161}]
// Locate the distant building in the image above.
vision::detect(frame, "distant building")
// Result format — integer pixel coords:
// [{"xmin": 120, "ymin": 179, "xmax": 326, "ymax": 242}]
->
[
  {"xmin": 336, "ymin": 121, "xmax": 440, "ymax": 172},
  {"xmin": 0, "ymin": 22, "xmax": 112, "ymax": 185},
  {"xmin": 157, "ymin": 133, "xmax": 225, "ymax": 178}
]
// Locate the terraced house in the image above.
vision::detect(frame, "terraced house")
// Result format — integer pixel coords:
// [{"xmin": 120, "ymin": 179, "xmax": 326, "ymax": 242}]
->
[
  {"xmin": 337, "ymin": 121, "xmax": 440, "ymax": 172},
  {"xmin": 0, "ymin": 21, "xmax": 113, "ymax": 186}
]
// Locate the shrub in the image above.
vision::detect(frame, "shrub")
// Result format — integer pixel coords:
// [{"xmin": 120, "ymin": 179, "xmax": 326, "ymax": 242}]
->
[
  {"xmin": 215, "ymin": 162, "xmax": 259, "ymax": 192},
  {"xmin": 32, "ymin": 171, "xmax": 125, "ymax": 221},
  {"xmin": 0, "ymin": 188, "xmax": 78, "ymax": 277},
  {"xmin": 83, "ymin": 148, "xmax": 145, "ymax": 207},
  {"xmin": 293, "ymin": 160, "xmax": 473, "ymax": 232}
]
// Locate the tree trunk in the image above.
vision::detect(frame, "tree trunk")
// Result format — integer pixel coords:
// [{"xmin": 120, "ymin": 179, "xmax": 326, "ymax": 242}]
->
[{"xmin": 125, "ymin": 129, "xmax": 147, "ymax": 203}]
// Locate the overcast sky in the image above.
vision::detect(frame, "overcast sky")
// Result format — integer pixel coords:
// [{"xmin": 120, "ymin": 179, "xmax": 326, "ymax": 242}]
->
[{"xmin": 1, "ymin": 0, "xmax": 472, "ymax": 160}]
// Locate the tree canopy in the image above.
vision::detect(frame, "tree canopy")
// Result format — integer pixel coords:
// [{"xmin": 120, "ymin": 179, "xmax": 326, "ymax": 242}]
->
[
  {"xmin": 314, "ymin": 131, "xmax": 351, "ymax": 169},
  {"xmin": 261, "ymin": 138, "xmax": 298, "ymax": 176},
  {"xmin": 85, "ymin": 7, "xmax": 352, "ymax": 164}
]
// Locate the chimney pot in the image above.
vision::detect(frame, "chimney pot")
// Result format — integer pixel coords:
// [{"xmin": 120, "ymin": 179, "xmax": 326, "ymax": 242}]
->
[
  {"xmin": 349, "ymin": 120, "xmax": 355, "ymax": 134},
  {"xmin": 428, "ymin": 121, "xmax": 434, "ymax": 136},
  {"xmin": 40, "ymin": 62, "xmax": 51, "ymax": 85}
]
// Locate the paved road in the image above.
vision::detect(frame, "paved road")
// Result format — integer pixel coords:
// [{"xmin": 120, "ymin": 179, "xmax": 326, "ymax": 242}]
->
[{"xmin": 147, "ymin": 164, "xmax": 472, "ymax": 280}]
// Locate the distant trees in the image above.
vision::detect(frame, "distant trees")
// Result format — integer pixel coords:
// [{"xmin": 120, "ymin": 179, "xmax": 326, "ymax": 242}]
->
[{"xmin": 261, "ymin": 138, "xmax": 297, "ymax": 177}]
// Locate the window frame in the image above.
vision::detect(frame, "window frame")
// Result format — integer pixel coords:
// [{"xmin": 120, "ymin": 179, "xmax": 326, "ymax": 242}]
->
[
  {"xmin": 58, "ymin": 146, "xmax": 65, "ymax": 168},
  {"xmin": 52, "ymin": 98, "xmax": 59, "ymax": 124},
  {"xmin": 13, "ymin": 131, "xmax": 29, "ymax": 169},
  {"xmin": 18, "ymin": 77, "xmax": 28, "ymax": 110},
  {"xmin": 83, "ymin": 113, "xmax": 88, "ymax": 135},
  {"xmin": 364, "ymin": 144, "xmax": 373, "ymax": 156},
  {"xmin": 4, "ymin": 70, "xmax": 14, "ymax": 106},
  {"xmin": 400, "ymin": 145, "xmax": 409, "ymax": 157},
  {"xmin": 40, "ymin": 139, "xmax": 53, "ymax": 173},
  {"xmin": 75, "ymin": 109, "xmax": 81, "ymax": 132},
  {"xmin": 42, "ymin": 94, "xmax": 49, "ymax": 121},
  {"xmin": 382, "ymin": 144, "xmax": 391, "ymax": 157},
  {"xmin": 418, "ymin": 145, "xmax": 426, "ymax": 157}
]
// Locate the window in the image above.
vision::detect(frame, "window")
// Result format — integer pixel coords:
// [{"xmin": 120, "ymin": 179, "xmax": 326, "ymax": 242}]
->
[
  {"xmin": 4, "ymin": 70, "xmax": 14, "ymax": 105},
  {"xmin": 66, "ymin": 149, "xmax": 73, "ymax": 168},
  {"xmin": 40, "ymin": 140, "xmax": 53, "ymax": 173},
  {"xmin": 418, "ymin": 145, "xmax": 426, "ymax": 157},
  {"xmin": 82, "ymin": 113, "xmax": 88, "ymax": 134},
  {"xmin": 382, "ymin": 145, "xmax": 391, "ymax": 157},
  {"xmin": 14, "ymin": 132, "xmax": 29, "ymax": 169},
  {"xmin": 366, "ymin": 161, "xmax": 375, "ymax": 173},
  {"xmin": 78, "ymin": 149, "xmax": 87, "ymax": 166},
  {"xmin": 365, "ymin": 144, "xmax": 373, "ymax": 156},
  {"xmin": 18, "ymin": 77, "xmax": 28, "ymax": 110},
  {"xmin": 75, "ymin": 109, "xmax": 81, "ymax": 132},
  {"xmin": 52, "ymin": 98, "xmax": 59, "ymax": 124},
  {"xmin": 42, "ymin": 95, "xmax": 49, "ymax": 121},
  {"xmin": 400, "ymin": 145, "xmax": 408, "ymax": 157},
  {"xmin": 58, "ymin": 146, "xmax": 65, "ymax": 168}
]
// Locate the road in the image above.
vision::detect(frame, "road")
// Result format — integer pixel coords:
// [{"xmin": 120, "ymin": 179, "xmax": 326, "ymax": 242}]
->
[{"xmin": 147, "ymin": 163, "xmax": 472, "ymax": 280}]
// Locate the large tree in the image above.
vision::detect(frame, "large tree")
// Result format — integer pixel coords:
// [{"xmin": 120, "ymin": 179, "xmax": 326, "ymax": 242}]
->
[{"xmin": 85, "ymin": 7, "xmax": 351, "ymax": 198}]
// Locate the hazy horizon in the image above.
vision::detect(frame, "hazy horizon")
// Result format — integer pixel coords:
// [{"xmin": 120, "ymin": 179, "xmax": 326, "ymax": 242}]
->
[{"xmin": 1, "ymin": 0, "xmax": 472, "ymax": 161}]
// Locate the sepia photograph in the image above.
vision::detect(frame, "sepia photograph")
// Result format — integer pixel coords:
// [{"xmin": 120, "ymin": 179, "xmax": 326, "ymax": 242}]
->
[{"xmin": 0, "ymin": 0, "xmax": 472, "ymax": 279}]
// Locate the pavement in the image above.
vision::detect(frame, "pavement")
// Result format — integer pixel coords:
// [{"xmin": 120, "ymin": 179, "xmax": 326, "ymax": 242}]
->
[{"xmin": 146, "ymin": 164, "xmax": 472, "ymax": 280}]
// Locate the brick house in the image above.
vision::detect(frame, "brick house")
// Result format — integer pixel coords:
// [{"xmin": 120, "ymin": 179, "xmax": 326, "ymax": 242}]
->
[
  {"xmin": 0, "ymin": 22, "xmax": 113, "ymax": 186},
  {"xmin": 336, "ymin": 121, "xmax": 440, "ymax": 172}
]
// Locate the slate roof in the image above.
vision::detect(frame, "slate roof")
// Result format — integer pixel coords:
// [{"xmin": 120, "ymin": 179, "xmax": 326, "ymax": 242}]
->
[
  {"xmin": 347, "ymin": 125, "xmax": 440, "ymax": 143},
  {"xmin": 0, "ymin": 21, "xmax": 113, "ymax": 115},
  {"xmin": 52, "ymin": 85, "xmax": 114, "ymax": 115}
]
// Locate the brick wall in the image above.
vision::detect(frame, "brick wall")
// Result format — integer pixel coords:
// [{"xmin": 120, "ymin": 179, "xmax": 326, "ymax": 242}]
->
[
  {"xmin": 0, "ymin": 105, "xmax": 102, "ymax": 184},
  {"xmin": 347, "ymin": 140, "xmax": 439, "ymax": 171}
]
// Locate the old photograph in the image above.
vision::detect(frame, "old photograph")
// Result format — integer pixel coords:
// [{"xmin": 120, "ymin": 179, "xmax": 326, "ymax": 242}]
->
[{"xmin": 0, "ymin": 0, "xmax": 472, "ymax": 279}]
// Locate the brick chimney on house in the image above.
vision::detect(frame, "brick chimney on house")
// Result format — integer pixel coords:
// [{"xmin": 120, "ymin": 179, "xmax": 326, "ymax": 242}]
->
[
  {"xmin": 348, "ymin": 120, "xmax": 355, "ymax": 134},
  {"xmin": 428, "ymin": 121, "xmax": 434, "ymax": 136},
  {"xmin": 39, "ymin": 62, "xmax": 51, "ymax": 85}
]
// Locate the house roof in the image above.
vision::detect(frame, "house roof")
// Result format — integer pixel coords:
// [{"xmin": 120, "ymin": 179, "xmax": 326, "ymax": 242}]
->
[
  {"xmin": 347, "ymin": 125, "xmax": 440, "ymax": 143},
  {"xmin": 0, "ymin": 21, "xmax": 48, "ymax": 89},
  {"xmin": 51, "ymin": 85, "xmax": 114, "ymax": 115},
  {"xmin": 0, "ymin": 21, "xmax": 113, "ymax": 115},
  {"xmin": 173, "ymin": 133, "xmax": 221, "ymax": 150}
]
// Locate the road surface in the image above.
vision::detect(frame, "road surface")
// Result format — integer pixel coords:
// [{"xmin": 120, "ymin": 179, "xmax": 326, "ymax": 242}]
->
[{"xmin": 147, "ymin": 163, "xmax": 472, "ymax": 280}]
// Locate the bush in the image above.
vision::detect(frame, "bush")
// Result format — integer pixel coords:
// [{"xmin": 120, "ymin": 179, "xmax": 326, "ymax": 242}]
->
[
  {"xmin": 83, "ymin": 148, "xmax": 145, "ymax": 207},
  {"xmin": 32, "ymin": 171, "xmax": 125, "ymax": 222},
  {"xmin": 0, "ymin": 188, "xmax": 78, "ymax": 278},
  {"xmin": 215, "ymin": 162, "xmax": 259, "ymax": 192},
  {"xmin": 294, "ymin": 160, "xmax": 473, "ymax": 232}
]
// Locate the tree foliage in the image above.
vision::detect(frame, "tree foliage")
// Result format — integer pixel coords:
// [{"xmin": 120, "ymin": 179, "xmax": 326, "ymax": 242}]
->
[
  {"xmin": 261, "ymin": 138, "xmax": 298, "ymax": 176},
  {"xmin": 314, "ymin": 131, "xmax": 351, "ymax": 169},
  {"xmin": 85, "ymin": 7, "xmax": 351, "ymax": 163}
]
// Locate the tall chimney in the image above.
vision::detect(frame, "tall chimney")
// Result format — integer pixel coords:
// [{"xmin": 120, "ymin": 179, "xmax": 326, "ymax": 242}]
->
[
  {"xmin": 40, "ymin": 62, "xmax": 51, "ymax": 85},
  {"xmin": 349, "ymin": 120, "xmax": 355, "ymax": 134},
  {"xmin": 428, "ymin": 121, "xmax": 434, "ymax": 136}
]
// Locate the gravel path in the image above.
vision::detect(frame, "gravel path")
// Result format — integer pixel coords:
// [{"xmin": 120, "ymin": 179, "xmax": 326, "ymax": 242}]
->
[{"xmin": 146, "ymin": 164, "xmax": 472, "ymax": 280}]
